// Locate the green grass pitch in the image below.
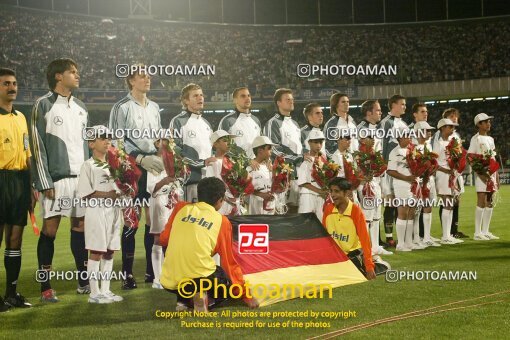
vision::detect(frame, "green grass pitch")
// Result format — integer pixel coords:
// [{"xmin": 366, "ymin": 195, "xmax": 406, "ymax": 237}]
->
[{"xmin": 1, "ymin": 186, "xmax": 509, "ymax": 339}]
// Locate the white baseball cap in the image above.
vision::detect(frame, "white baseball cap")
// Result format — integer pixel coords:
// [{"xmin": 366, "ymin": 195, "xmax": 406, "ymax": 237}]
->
[
  {"xmin": 474, "ymin": 113, "xmax": 494, "ymax": 126},
  {"xmin": 306, "ymin": 129, "xmax": 326, "ymax": 143},
  {"xmin": 252, "ymin": 135, "xmax": 277, "ymax": 149},
  {"xmin": 413, "ymin": 121, "xmax": 435, "ymax": 131},
  {"xmin": 88, "ymin": 125, "xmax": 113, "ymax": 139},
  {"xmin": 437, "ymin": 118, "xmax": 459, "ymax": 129},
  {"xmin": 210, "ymin": 130, "xmax": 236, "ymax": 144}
]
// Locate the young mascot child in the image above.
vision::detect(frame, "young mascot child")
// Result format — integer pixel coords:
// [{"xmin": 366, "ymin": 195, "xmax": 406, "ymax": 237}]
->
[
  {"xmin": 247, "ymin": 136, "xmax": 276, "ymax": 215},
  {"xmin": 147, "ymin": 137, "xmax": 179, "ymax": 289},
  {"xmin": 77, "ymin": 126, "xmax": 123, "ymax": 304},
  {"xmin": 205, "ymin": 130, "xmax": 238, "ymax": 215},
  {"xmin": 468, "ymin": 113, "xmax": 500, "ymax": 240},
  {"xmin": 297, "ymin": 130, "xmax": 329, "ymax": 221},
  {"xmin": 387, "ymin": 129, "xmax": 421, "ymax": 252}
]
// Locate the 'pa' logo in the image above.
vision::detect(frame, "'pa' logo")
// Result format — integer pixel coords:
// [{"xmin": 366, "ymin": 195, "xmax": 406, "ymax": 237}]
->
[{"xmin": 238, "ymin": 224, "xmax": 269, "ymax": 254}]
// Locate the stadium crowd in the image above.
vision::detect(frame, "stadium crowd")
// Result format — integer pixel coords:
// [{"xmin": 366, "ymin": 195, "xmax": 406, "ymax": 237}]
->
[{"xmin": 0, "ymin": 6, "xmax": 509, "ymax": 92}]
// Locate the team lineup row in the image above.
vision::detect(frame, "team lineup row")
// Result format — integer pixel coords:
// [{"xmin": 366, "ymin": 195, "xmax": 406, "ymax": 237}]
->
[{"xmin": 0, "ymin": 58, "xmax": 499, "ymax": 310}]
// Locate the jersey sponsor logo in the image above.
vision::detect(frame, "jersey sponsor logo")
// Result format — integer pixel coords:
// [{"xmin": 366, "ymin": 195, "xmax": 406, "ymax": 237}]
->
[
  {"xmin": 235, "ymin": 130, "xmax": 244, "ymax": 137},
  {"xmin": 4, "ymin": 137, "xmax": 11, "ymax": 144},
  {"xmin": 53, "ymin": 116, "xmax": 63, "ymax": 125},
  {"xmin": 181, "ymin": 214, "xmax": 213, "ymax": 230},
  {"xmin": 79, "ymin": 111, "xmax": 85, "ymax": 116},
  {"xmin": 238, "ymin": 224, "xmax": 269, "ymax": 254},
  {"xmin": 188, "ymin": 130, "xmax": 196, "ymax": 138},
  {"xmin": 331, "ymin": 231, "xmax": 349, "ymax": 242}
]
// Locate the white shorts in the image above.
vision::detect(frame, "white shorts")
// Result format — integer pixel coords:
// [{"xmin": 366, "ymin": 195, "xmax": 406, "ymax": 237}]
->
[
  {"xmin": 185, "ymin": 184, "xmax": 198, "ymax": 203},
  {"xmin": 219, "ymin": 200, "xmax": 234, "ymax": 215},
  {"xmin": 298, "ymin": 193, "xmax": 325, "ymax": 222},
  {"xmin": 393, "ymin": 179, "xmax": 413, "ymax": 200},
  {"xmin": 357, "ymin": 180, "xmax": 382, "ymax": 220},
  {"xmin": 381, "ymin": 173, "xmax": 394, "ymax": 197},
  {"xmin": 248, "ymin": 195, "xmax": 275, "ymax": 215},
  {"xmin": 427, "ymin": 176, "xmax": 437, "ymax": 200},
  {"xmin": 475, "ymin": 173, "xmax": 498, "ymax": 193},
  {"xmin": 149, "ymin": 196, "xmax": 172, "ymax": 234},
  {"xmin": 85, "ymin": 207, "xmax": 122, "ymax": 252},
  {"xmin": 287, "ymin": 180, "xmax": 299, "ymax": 206},
  {"xmin": 39, "ymin": 177, "xmax": 85, "ymax": 219},
  {"xmin": 435, "ymin": 172, "xmax": 453, "ymax": 196}
]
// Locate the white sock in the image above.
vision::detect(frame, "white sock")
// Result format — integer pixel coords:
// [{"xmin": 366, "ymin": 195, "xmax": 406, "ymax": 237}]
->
[
  {"xmin": 413, "ymin": 214, "xmax": 420, "ymax": 243},
  {"xmin": 405, "ymin": 219, "xmax": 414, "ymax": 248},
  {"xmin": 396, "ymin": 218, "xmax": 407, "ymax": 248},
  {"xmin": 475, "ymin": 206, "xmax": 485, "ymax": 235},
  {"xmin": 151, "ymin": 245, "xmax": 163, "ymax": 284},
  {"xmin": 481, "ymin": 207, "xmax": 493, "ymax": 234},
  {"xmin": 88, "ymin": 259, "xmax": 100, "ymax": 297},
  {"xmin": 423, "ymin": 213, "xmax": 432, "ymax": 241},
  {"xmin": 370, "ymin": 220, "xmax": 380, "ymax": 252},
  {"xmin": 441, "ymin": 209, "xmax": 453, "ymax": 239},
  {"xmin": 100, "ymin": 258, "xmax": 113, "ymax": 294}
]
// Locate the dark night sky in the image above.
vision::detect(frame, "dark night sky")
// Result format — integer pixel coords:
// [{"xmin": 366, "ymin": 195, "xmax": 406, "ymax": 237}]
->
[{"xmin": 1, "ymin": 0, "xmax": 509, "ymax": 23}]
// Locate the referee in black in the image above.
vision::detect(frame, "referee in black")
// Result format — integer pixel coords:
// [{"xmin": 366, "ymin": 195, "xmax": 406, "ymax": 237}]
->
[{"xmin": 0, "ymin": 68, "xmax": 33, "ymax": 311}]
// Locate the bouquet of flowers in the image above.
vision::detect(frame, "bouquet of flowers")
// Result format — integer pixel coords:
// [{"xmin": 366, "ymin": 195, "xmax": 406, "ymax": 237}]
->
[
  {"xmin": 221, "ymin": 153, "xmax": 255, "ymax": 215},
  {"xmin": 342, "ymin": 157, "xmax": 363, "ymax": 190},
  {"xmin": 96, "ymin": 142, "xmax": 142, "ymax": 228},
  {"xmin": 406, "ymin": 143, "xmax": 439, "ymax": 198},
  {"xmin": 311, "ymin": 154, "xmax": 340, "ymax": 189},
  {"xmin": 467, "ymin": 150, "xmax": 500, "ymax": 192},
  {"xmin": 353, "ymin": 144, "xmax": 387, "ymax": 198},
  {"xmin": 445, "ymin": 137, "xmax": 467, "ymax": 192},
  {"xmin": 160, "ymin": 138, "xmax": 190, "ymax": 209},
  {"xmin": 311, "ymin": 154, "xmax": 340, "ymax": 205},
  {"xmin": 265, "ymin": 156, "xmax": 293, "ymax": 214}
]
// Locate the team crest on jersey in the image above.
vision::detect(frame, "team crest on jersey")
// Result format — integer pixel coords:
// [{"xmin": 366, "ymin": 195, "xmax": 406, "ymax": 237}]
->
[
  {"xmin": 53, "ymin": 116, "xmax": 63, "ymax": 125},
  {"xmin": 188, "ymin": 130, "xmax": 196, "ymax": 138}
]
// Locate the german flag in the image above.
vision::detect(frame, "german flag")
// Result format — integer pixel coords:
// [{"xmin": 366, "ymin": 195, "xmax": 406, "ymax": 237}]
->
[{"xmin": 229, "ymin": 213, "xmax": 366, "ymax": 307}]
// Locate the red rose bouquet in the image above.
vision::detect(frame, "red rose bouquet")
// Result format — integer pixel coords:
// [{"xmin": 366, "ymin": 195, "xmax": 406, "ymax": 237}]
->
[
  {"xmin": 445, "ymin": 137, "xmax": 467, "ymax": 192},
  {"xmin": 311, "ymin": 154, "xmax": 340, "ymax": 205},
  {"xmin": 221, "ymin": 153, "xmax": 255, "ymax": 215},
  {"xmin": 160, "ymin": 138, "xmax": 190, "ymax": 209},
  {"xmin": 353, "ymin": 144, "xmax": 387, "ymax": 198},
  {"xmin": 342, "ymin": 156, "xmax": 362, "ymax": 190},
  {"xmin": 467, "ymin": 150, "xmax": 500, "ymax": 192},
  {"xmin": 406, "ymin": 143, "xmax": 439, "ymax": 198},
  {"xmin": 265, "ymin": 156, "xmax": 293, "ymax": 214},
  {"xmin": 311, "ymin": 154, "xmax": 340, "ymax": 189},
  {"xmin": 96, "ymin": 143, "xmax": 142, "ymax": 227}
]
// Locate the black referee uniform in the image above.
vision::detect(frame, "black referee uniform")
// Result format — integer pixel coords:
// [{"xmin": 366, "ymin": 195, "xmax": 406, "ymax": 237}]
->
[{"xmin": 0, "ymin": 105, "xmax": 32, "ymax": 309}]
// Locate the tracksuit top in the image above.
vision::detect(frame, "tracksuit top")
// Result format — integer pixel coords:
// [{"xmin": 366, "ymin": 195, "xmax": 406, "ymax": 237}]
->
[
  {"xmin": 169, "ymin": 110, "xmax": 213, "ymax": 184},
  {"xmin": 263, "ymin": 112, "xmax": 303, "ymax": 170},
  {"xmin": 108, "ymin": 93, "xmax": 162, "ymax": 157},
  {"xmin": 29, "ymin": 91, "xmax": 88, "ymax": 191},
  {"xmin": 380, "ymin": 113, "xmax": 408, "ymax": 160},
  {"xmin": 323, "ymin": 114, "xmax": 359, "ymax": 157},
  {"xmin": 218, "ymin": 109, "xmax": 262, "ymax": 159}
]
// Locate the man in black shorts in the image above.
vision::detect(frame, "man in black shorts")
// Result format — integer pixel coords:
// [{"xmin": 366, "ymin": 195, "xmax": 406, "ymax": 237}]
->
[{"xmin": 0, "ymin": 68, "xmax": 33, "ymax": 311}]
